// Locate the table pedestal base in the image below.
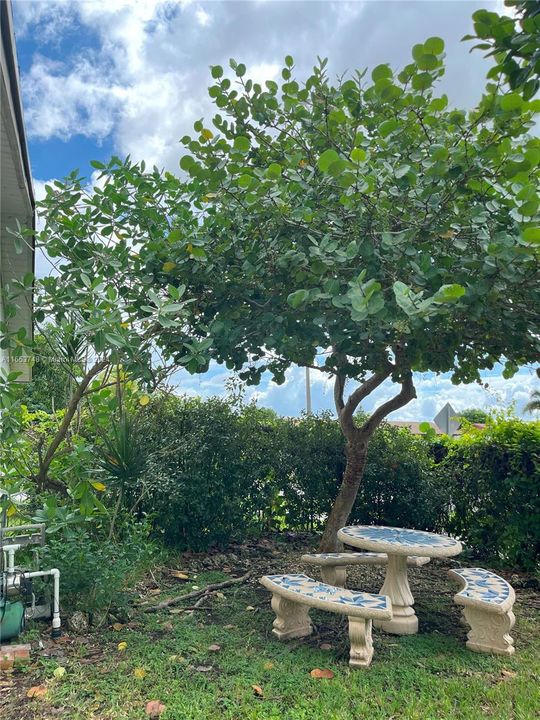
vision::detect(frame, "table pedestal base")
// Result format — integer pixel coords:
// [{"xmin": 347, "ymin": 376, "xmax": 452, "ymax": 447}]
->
[
  {"xmin": 374, "ymin": 610, "xmax": 418, "ymax": 635},
  {"xmin": 373, "ymin": 554, "xmax": 418, "ymax": 635}
]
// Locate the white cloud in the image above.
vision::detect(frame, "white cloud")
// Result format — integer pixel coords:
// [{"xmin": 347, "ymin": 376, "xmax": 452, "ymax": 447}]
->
[
  {"xmin": 16, "ymin": 0, "xmax": 502, "ymax": 169},
  {"xmin": 170, "ymin": 360, "xmax": 539, "ymax": 420}
]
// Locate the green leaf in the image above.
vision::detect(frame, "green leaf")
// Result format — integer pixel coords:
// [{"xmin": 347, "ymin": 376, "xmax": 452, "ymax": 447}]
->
[
  {"xmin": 412, "ymin": 44, "xmax": 425, "ymax": 62},
  {"xmin": 416, "ymin": 54, "xmax": 438, "ymax": 71},
  {"xmin": 500, "ymin": 93, "xmax": 523, "ymax": 111},
  {"xmin": 211, "ymin": 65, "xmax": 223, "ymax": 79},
  {"xmin": 424, "ymin": 37, "xmax": 444, "ymax": 55},
  {"xmin": 233, "ymin": 136, "xmax": 250, "ymax": 152},
  {"xmin": 430, "ymin": 95, "xmax": 448, "ymax": 111},
  {"xmin": 371, "ymin": 64, "xmax": 392, "ymax": 82},
  {"xmin": 433, "ymin": 284, "xmax": 466, "ymax": 302},
  {"xmin": 266, "ymin": 163, "xmax": 282, "ymax": 180},
  {"xmin": 285, "ymin": 55, "xmax": 294, "ymax": 68},
  {"xmin": 379, "ymin": 119, "xmax": 398, "ymax": 137},
  {"xmin": 522, "ymin": 227, "xmax": 540, "ymax": 243},
  {"xmin": 393, "ymin": 281, "xmax": 418, "ymax": 316},
  {"xmin": 351, "ymin": 148, "xmax": 366, "ymax": 163},
  {"xmin": 318, "ymin": 149, "xmax": 341, "ymax": 173},
  {"xmin": 395, "ymin": 165, "xmax": 411, "ymax": 179},
  {"xmin": 90, "ymin": 160, "xmax": 106, "ymax": 170},
  {"xmin": 190, "ymin": 246, "xmax": 207, "ymax": 260},
  {"xmin": 429, "ymin": 144, "xmax": 449, "ymax": 161},
  {"xmin": 168, "ymin": 229, "xmax": 183, "ymax": 243},
  {"xmin": 412, "ymin": 73, "xmax": 433, "ymax": 91},
  {"xmin": 287, "ymin": 289, "xmax": 309, "ymax": 308},
  {"xmin": 179, "ymin": 155, "xmax": 195, "ymax": 171},
  {"xmin": 238, "ymin": 174, "xmax": 253, "ymax": 188}
]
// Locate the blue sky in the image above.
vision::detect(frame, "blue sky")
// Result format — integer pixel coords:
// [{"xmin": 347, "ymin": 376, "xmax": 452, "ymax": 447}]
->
[{"xmin": 13, "ymin": 0, "xmax": 538, "ymax": 420}]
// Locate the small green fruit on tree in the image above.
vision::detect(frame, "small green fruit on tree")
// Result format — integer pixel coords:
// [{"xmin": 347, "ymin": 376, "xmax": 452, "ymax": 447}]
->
[{"xmin": 165, "ymin": 44, "xmax": 539, "ymax": 550}]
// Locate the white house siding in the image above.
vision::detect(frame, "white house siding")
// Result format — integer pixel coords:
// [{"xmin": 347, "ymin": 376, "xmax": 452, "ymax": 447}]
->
[{"xmin": 1, "ymin": 0, "xmax": 34, "ymax": 382}]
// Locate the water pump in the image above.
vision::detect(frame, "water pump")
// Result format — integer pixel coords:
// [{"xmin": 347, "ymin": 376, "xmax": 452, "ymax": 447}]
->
[{"xmin": 0, "ymin": 490, "xmax": 61, "ymax": 641}]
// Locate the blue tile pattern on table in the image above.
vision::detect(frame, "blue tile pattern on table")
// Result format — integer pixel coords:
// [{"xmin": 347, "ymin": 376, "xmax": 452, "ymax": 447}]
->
[
  {"xmin": 265, "ymin": 574, "xmax": 390, "ymax": 610},
  {"xmin": 340, "ymin": 525, "xmax": 459, "ymax": 549},
  {"xmin": 453, "ymin": 568, "xmax": 511, "ymax": 604}
]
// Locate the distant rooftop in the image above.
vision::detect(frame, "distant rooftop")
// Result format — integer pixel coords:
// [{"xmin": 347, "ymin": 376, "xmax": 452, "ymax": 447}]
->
[{"xmin": 386, "ymin": 421, "xmax": 442, "ymax": 435}]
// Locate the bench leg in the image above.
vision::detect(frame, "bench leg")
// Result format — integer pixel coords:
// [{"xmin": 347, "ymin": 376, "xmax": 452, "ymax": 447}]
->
[
  {"xmin": 321, "ymin": 566, "xmax": 347, "ymax": 588},
  {"xmin": 348, "ymin": 617, "xmax": 374, "ymax": 668},
  {"xmin": 270, "ymin": 595, "xmax": 313, "ymax": 641},
  {"xmin": 462, "ymin": 607, "xmax": 515, "ymax": 656}
]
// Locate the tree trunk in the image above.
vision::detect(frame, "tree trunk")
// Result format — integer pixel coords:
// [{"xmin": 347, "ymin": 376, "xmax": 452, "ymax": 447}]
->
[
  {"xmin": 319, "ymin": 436, "xmax": 368, "ymax": 552},
  {"xmin": 34, "ymin": 359, "xmax": 108, "ymax": 492},
  {"xmin": 319, "ymin": 364, "xmax": 416, "ymax": 552}
]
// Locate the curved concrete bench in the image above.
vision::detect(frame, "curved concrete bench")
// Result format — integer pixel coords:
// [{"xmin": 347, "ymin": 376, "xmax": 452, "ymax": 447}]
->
[
  {"xmin": 301, "ymin": 552, "xmax": 430, "ymax": 587},
  {"xmin": 260, "ymin": 573, "xmax": 392, "ymax": 667},
  {"xmin": 448, "ymin": 568, "xmax": 516, "ymax": 655}
]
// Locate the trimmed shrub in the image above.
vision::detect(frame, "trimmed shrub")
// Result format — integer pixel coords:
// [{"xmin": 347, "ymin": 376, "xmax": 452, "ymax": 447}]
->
[
  {"xmin": 134, "ymin": 395, "xmax": 256, "ymax": 549},
  {"xmin": 440, "ymin": 418, "xmax": 540, "ymax": 570},
  {"xmin": 351, "ymin": 423, "xmax": 446, "ymax": 531}
]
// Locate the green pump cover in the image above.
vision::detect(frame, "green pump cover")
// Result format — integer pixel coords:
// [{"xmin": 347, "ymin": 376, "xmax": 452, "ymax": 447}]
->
[{"xmin": 0, "ymin": 599, "xmax": 25, "ymax": 641}]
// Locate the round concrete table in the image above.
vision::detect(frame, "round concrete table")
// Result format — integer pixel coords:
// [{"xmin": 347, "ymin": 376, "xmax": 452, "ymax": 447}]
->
[{"xmin": 337, "ymin": 525, "xmax": 462, "ymax": 635}]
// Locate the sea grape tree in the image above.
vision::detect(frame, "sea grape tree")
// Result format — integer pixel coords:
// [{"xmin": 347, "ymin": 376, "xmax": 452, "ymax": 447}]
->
[{"xmin": 160, "ymin": 40, "xmax": 539, "ymax": 549}]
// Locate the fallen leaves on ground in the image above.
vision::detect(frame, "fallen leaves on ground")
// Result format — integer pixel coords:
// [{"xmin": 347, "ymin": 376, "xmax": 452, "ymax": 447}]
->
[
  {"xmin": 134, "ymin": 667, "xmax": 147, "ymax": 679},
  {"xmin": 145, "ymin": 700, "xmax": 166, "ymax": 717},
  {"xmin": 310, "ymin": 668, "xmax": 335, "ymax": 679},
  {"xmin": 111, "ymin": 623, "xmax": 125, "ymax": 632},
  {"xmin": 53, "ymin": 667, "xmax": 66, "ymax": 680},
  {"xmin": 117, "ymin": 642, "xmax": 128, "ymax": 652},
  {"xmin": 27, "ymin": 685, "xmax": 48, "ymax": 699},
  {"xmin": 169, "ymin": 570, "xmax": 189, "ymax": 580},
  {"xmin": 168, "ymin": 655, "xmax": 186, "ymax": 664},
  {"xmin": 208, "ymin": 644, "xmax": 221, "ymax": 653},
  {"xmin": 251, "ymin": 684, "xmax": 264, "ymax": 697},
  {"xmin": 319, "ymin": 643, "xmax": 333, "ymax": 651},
  {"xmin": 195, "ymin": 665, "xmax": 213, "ymax": 673},
  {"xmin": 0, "ymin": 657, "xmax": 14, "ymax": 673},
  {"xmin": 500, "ymin": 669, "xmax": 518, "ymax": 681}
]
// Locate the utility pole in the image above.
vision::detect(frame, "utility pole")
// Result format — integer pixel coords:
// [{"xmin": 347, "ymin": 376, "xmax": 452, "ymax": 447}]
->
[{"xmin": 305, "ymin": 367, "xmax": 312, "ymax": 414}]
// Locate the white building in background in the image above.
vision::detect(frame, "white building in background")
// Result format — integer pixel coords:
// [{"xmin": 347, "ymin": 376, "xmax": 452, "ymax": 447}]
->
[
  {"xmin": 1, "ymin": 0, "xmax": 34, "ymax": 381},
  {"xmin": 388, "ymin": 403, "xmax": 469, "ymax": 437}
]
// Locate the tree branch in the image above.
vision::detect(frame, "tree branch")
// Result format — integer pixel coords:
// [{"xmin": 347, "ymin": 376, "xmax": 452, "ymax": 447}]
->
[
  {"xmin": 338, "ymin": 367, "xmax": 392, "ymax": 440},
  {"xmin": 359, "ymin": 371, "xmax": 416, "ymax": 437},
  {"xmin": 142, "ymin": 571, "xmax": 252, "ymax": 613},
  {"xmin": 333, "ymin": 374, "xmax": 345, "ymax": 414},
  {"xmin": 35, "ymin": 359, "xmax": 109, "ymax": 492}
]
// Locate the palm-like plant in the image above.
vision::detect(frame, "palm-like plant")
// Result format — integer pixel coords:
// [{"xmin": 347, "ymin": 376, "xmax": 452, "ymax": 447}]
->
[{"xmin": 524, "ymin": 390, "xmax": 540, "ymax": 414}]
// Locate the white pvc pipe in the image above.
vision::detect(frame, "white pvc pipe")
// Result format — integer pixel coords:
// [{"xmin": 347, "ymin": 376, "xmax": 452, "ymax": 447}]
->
[
  {"xmin": 24, "ymin": 569, "xmax": 61, "ymax": 635},
  {"xmin": 2, "ymin": 543, "xmax": 21, "ymax": 572}
]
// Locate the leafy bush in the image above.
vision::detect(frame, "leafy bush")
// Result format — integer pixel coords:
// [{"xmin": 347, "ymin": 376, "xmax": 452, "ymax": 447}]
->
[
  {"xmin": 439, "ymin": 418, "xmax": 540, "ymax": 570},
  {"xmin": 351, "ymin": 423, "xmax": 447, "ymax": 531},
  {"xmin": 37, "ymin": 518, "xmax": 156, "ymax": 617},
  {"xmin": 134, "ymin": 396, "xmax": 256, "ymax": 549},
  {"xmin": 133, "ymin": 396, "xmax": 443, "ymax": 544}
]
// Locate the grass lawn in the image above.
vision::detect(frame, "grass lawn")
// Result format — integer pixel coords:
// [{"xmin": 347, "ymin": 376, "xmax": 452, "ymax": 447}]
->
[{"xmin": 2, "ymin": 536, "xmax": 539, "ymax": 719}]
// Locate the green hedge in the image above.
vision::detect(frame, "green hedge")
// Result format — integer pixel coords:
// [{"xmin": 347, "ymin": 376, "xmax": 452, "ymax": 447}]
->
[
  {"xmin": 438, "ymin": 418, "xmax": 540, "ymax": 570},
  {"xmin": 132, "ymin": 395, "xmax": 446, "ymax": 550},
  {"xmin": 131, "ymin": 396, "xmax": 539, "ymax": 569}
]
